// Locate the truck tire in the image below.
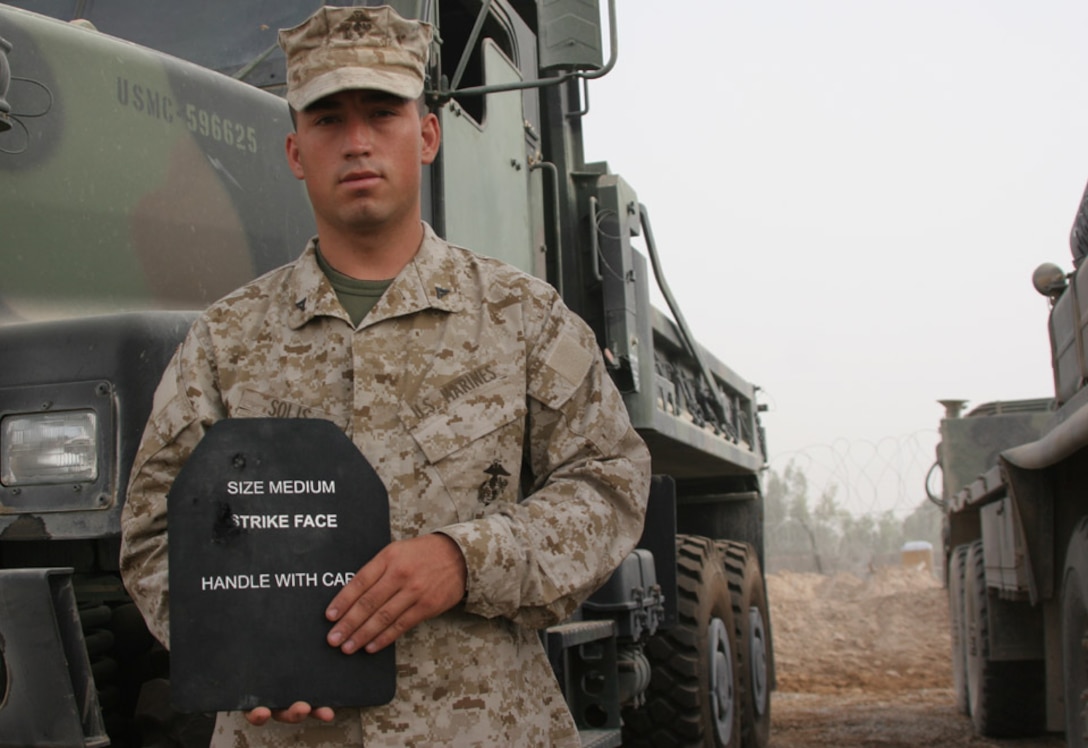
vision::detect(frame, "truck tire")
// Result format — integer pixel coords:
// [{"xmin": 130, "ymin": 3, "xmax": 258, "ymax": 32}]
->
[
  {"xmin": 621, "ymin": 535, "xmax": 740, "ymax": 748},
  {"xmin": 719, "ymin": 541, "xmax": 771, "ymax": 748},
  {"xmin": 1062, "ymin": 517, "xmax": 1088, "ymax": 748},
  {"xmin": 964, "ymin": 539, "xmax": 1045, "ymax": 737},
  {"xmin": 948, "ymin": 544, "xmax": 970, "ymax": 715}
]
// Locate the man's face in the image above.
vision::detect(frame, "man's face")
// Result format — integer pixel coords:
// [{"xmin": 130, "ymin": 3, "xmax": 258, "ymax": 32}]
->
[{"xmin": 285, "ymin": 89, "xmax": 440, "ymax": 238}]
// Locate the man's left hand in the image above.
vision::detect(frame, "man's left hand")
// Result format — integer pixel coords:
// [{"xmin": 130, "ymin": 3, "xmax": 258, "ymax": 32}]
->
[
  {"xmin": 245, "ymin": 702, "xmax": 335, "ymax": 726},
  {"xmin": 325, "ymin": 533, "xmax": 467, "ymax": 654}
]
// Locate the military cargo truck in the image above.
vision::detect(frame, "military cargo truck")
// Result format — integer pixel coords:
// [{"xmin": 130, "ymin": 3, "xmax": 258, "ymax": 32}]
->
[
  {"xmin": 934, "ymin": 179, "xmax": 1088, "ymax": 745},
  {"xmin": 0, "ymin": 2, "xmax": 773, "ymax": 746}
]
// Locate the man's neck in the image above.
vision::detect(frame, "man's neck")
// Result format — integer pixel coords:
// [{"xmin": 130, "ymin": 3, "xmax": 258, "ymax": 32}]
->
[{"xmin": 315, "ymin": 221, "xmax": 424, "ymax": 281}]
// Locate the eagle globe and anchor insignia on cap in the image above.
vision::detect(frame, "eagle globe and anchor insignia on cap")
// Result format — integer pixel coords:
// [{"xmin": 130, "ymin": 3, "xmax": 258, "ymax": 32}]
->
[
  {"xmin": 278, "ymin": 5, "xmax": 432, "ymax": 111},
  {"xmin": 334, "ymin": 10, "xmax": 380, "ymax": 40}
]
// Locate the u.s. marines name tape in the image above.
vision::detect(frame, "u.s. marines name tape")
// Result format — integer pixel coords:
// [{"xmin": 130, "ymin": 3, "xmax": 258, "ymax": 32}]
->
[{"xmin": 167, "ymin": 418, "xmax": 394, "ymax": 712}]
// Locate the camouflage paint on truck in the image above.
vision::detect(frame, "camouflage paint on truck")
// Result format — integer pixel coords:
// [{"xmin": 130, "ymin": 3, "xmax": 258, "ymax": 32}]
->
[{"xmin": 0, "ymin": 5, "xmax": 315, "ymax": 324}]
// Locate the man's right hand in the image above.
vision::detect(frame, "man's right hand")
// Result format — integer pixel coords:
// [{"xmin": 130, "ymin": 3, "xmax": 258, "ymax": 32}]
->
[{"xmin": 245, "ymin": 702, "xmax": 335, "ymax": 726}]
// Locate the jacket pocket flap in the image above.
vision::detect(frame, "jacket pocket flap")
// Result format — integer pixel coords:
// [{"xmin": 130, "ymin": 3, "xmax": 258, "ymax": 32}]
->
[{"xmin": 405, "ymin": 377, "xmax": 526, "ymax": 464}]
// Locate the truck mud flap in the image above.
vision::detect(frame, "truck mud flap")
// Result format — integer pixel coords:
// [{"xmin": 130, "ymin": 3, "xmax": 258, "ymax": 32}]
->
[{"xmin": 0, "ymin": 567, "xmax": 107, "ymax": 748}]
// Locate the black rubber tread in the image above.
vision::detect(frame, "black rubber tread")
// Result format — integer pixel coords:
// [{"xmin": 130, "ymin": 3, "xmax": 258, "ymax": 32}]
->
[
  {"xmin": 948, "ymin": 544, "xmax": 970, "ymax": 715},
  {"xmin": 621, "ymin": 535, "xmax": 740, "ymax": 748},
  {"xmin": 1062, "ymin": 517, "xmax": 1088, "ymax": 748},
  {"xmin": 964, "ymin": 540, "xmax": 1045, "ymax": 737},
  {"xmin": 718, "ymin": 541, "xmax": 771, "ymax": 748}
]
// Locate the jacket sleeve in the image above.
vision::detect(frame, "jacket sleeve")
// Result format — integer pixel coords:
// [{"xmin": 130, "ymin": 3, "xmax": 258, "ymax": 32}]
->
[
  {"xmin": 119, "ymin": 322, "xmax": 224, "ymax": 647},
  {"xmin": 438, "ymin": 297, "xmax": 652, "ymax": 628}
]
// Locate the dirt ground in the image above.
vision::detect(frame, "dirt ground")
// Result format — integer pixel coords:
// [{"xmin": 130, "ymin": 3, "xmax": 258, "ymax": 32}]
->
[{"xmin": 765, "ymin": 566, "xmax": 1066, "ymax": 748}]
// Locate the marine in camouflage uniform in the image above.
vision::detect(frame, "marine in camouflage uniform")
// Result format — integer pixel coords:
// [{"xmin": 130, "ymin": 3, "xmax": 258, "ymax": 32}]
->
[{"xmin": 119, "ymin": 5, "xmax": 651, "ymax": 746}]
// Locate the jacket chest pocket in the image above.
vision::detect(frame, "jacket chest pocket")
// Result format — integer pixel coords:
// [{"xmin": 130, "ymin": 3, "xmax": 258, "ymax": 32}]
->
[{"xmin": 403, "ymin": 376, "xmax": 527, "ymax": 523}]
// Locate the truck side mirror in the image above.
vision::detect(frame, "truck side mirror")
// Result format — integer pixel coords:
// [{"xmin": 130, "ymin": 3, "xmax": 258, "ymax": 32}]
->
[{"xmin": 538, "ymin": 0, "xmax": 605, "ymax": 73}]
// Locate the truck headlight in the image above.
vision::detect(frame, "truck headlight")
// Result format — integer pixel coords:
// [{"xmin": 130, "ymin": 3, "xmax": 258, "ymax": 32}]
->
[{"xmin": 1, "ymin": 410, "xmax": 98, "ymax": 486}]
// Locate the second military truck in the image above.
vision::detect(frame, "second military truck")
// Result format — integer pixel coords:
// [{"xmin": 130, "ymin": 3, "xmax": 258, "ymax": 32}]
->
[{"xmin": 934, "ymin": 178, "xmax": 1088, "ymax": 746}]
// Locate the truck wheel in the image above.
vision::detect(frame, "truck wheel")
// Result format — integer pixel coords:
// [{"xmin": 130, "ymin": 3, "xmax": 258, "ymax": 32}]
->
[
  {"xmin": 719, "ymin": 541, "xmax": 771, "ymax": 748},
  {"xmin": 1062, "ymin": 517, "xmax": 1088, "ymax": 748},
  {"xmin": 621, "ymin": 535, "xmax": 740, "ymax": 747},
  {"xmin": 964, "ymin": 539, "xmax": 1045, "ymax": 737},
  {"xmin": 948, "ymin": 544, "xmax": 970, "ymax": 715}
]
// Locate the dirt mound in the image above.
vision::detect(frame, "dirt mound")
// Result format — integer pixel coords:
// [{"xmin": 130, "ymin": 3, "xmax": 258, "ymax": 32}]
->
[{"xmin": 768, "ymin": 564, "xmax": 951, "ymax": 694}]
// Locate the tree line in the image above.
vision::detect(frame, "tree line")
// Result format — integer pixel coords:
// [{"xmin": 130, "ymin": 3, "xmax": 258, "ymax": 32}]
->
[{"xmin": 763, "ymin": 461, "xmax": 942, "ymax": 575}]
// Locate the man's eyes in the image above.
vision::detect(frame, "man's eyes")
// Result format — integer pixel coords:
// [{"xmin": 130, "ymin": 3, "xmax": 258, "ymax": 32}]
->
[{"xmin": 309, "ymin": 107, "xmax": 401, "ymax": 125}]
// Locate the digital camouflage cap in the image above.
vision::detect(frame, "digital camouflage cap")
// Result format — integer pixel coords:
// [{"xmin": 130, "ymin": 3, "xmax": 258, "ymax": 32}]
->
[{"xmin": 278, "ymin": 5, "xmax": 432, "ymax": 111}]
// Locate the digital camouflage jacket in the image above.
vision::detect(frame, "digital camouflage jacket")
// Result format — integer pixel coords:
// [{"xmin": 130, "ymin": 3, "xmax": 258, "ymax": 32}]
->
[{"xmin": 120, "ymin": 224, "xmax": 651, "ymax": 747}]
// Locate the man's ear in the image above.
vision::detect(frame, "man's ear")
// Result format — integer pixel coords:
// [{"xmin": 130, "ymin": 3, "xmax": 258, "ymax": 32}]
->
[
  {"xmin": 420, "ymin": 112, "xmax": 440, "ymax": 165},
  {"xmin": 285, "ymin": 132, "xmax": 305, "ymax": 180}
]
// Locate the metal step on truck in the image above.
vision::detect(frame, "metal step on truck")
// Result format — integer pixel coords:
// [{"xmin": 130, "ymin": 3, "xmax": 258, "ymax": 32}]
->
[
  {"xmin": 0, "ymin": 2, "xmax": 773, "ymax": 746},
  {"xmin": 934, "ymin": 177, "xmax": 1088, "ymax": 746}
]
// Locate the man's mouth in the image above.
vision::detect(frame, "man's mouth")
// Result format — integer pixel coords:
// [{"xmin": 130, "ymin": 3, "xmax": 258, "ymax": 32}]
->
[{"xmin": 340, "ymin": 168, "xmax": 381, "ymax": 188}]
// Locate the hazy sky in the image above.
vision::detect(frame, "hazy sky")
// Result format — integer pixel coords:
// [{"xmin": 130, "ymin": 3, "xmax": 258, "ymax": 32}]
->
[{"xmin": 581, "ymin": 1, "xmax": 1088, "ymax": 516}]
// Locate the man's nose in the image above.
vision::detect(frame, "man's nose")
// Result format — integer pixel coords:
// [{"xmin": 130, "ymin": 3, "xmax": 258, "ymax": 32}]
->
[{"xmin": 342, "ymin": 119, "xmax": 372, "ymax": 157}]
